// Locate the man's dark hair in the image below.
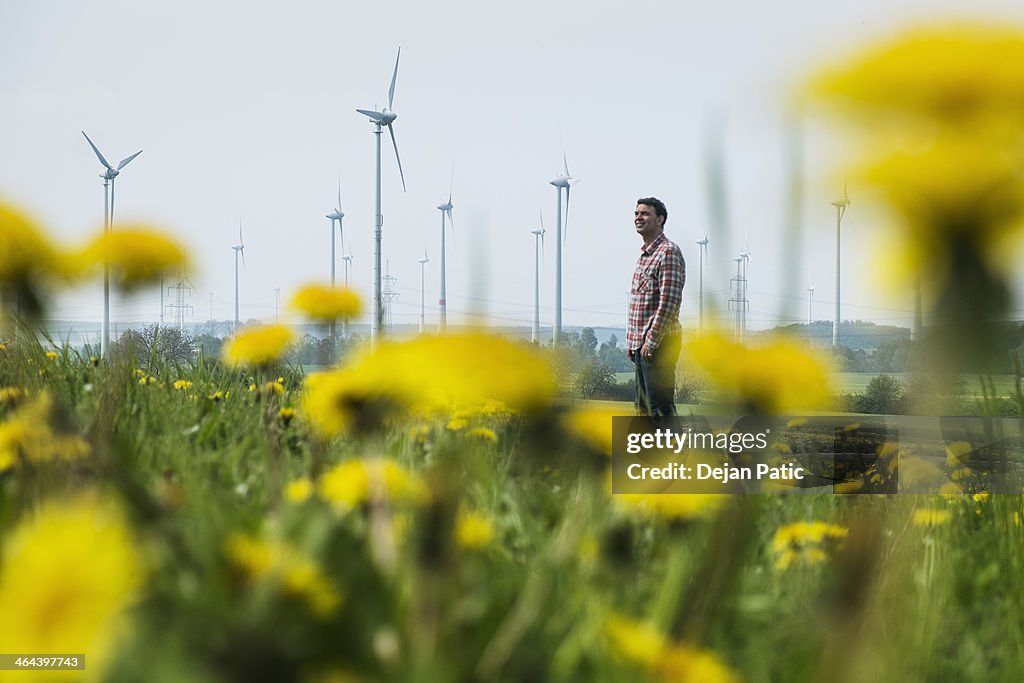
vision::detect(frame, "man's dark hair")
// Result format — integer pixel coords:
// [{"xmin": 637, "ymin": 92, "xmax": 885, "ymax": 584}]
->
[{"xmin": 637, "ymin": 197, "xmax": 668, "ymax": 223}]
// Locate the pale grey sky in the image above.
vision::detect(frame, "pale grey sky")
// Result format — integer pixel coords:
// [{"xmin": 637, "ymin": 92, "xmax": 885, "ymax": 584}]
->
[{"xmin": 4, "ymin": 0, "xmax": 1024, "ymax": 335}]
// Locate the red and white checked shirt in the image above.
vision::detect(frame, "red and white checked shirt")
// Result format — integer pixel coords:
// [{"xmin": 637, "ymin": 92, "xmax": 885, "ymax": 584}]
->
[{"xmin": 627, "ymin": 232, "xmax": 685, "ymax": 351}]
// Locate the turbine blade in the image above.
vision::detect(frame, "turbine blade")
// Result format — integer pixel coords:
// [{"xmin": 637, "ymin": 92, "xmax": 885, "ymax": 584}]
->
[
  {"xmin": 562, "ymin": 151, "xmax": 570, "ymax": 178},
  {"xmin": 448, "ymin": 162, "xmax": 455, "ymax": 204},
  {"xmin": 337, "ymin": 179, "xmax": 343, "ymax": 212},
  {"xmin": 116, "ymin": 149, "xmax": 142, "ymax": 170},
  {"xmin": 356, "ymin": 108, "xmax": 384, "ymax": 122},
  {"xmin": 388, "ymin": 47, "xmax": 401, "ymax": 110},
  {"xmin": 82, "ymin": 131, "xmax": 113, "ymax": 170},
  {"xmin": 387, "ymin": 123, "xmax": 407, "ymax": 192},
  {"xmin": 539, "ymin": 209, "xmax": 545, "ymax": 231}
]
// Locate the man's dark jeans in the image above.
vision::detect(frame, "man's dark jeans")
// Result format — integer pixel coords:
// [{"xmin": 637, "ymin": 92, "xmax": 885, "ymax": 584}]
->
[{"xmin": 633, "ymin": 332, "xmax": 681, "ymax": 416}]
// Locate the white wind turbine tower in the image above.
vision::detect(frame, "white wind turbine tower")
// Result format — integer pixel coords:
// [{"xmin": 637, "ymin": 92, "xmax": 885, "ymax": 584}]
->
[
  {"xmin": 326, "ymin": 183, "xmax": 345, "ymax": 340},
  {"xmin": 549, "ymin": 153, "xmax": 579, "ymax": 346},
  {"xmin": 418, "ymin": 251, "xmax": 429, "ymax": 334},
  {"xmin": 531, "ymin": 213, "xmax": 546, "ymax": 344},
  {"xmin": 831, "ymin": 184, "xmax": 850, "ymax": 347},
  {"xmin": 696, "ymin": 234, "xmax": 709, "ymax": 331},
  {"xmin": 356, "ymin": 47, "xmax": 407, "ymax": 348},
  {"xmin": 436, "ymin": 166, "xmax": 454, "ymax": 333},
  {"xmin": 232, "ymin": 221, "xmax": 246, "ymax": 330},
  {"xmin": 806, "ymin": 278, "xmax": 815, "ymax": 324},
  {"xmin": 82, "ymin": 131, "xmax": 142, "ymax": 359}
]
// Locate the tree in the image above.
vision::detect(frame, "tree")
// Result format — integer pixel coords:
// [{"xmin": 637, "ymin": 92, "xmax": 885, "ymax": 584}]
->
[
  {"xmin": 856, "ymin": 374, "xmax": 903, "ymax": 414},
  {"xmin": 115, "ymin": 325, "xmax": 197, "ymax": 366},
  {"xmin": 574, "ymin": 359, "xmax": 616, "ymax": 399}
]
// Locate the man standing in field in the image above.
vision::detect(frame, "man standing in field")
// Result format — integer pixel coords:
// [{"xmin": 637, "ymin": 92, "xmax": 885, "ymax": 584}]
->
[{"xmin": 627, "ymin": 197, "xmax": 685, "ymax": 416}]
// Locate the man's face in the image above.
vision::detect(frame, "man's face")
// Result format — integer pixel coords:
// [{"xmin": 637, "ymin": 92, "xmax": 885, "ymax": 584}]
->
[{"xmin": 634, "ymin": 204, "xmax": 664, "ymax": 240}]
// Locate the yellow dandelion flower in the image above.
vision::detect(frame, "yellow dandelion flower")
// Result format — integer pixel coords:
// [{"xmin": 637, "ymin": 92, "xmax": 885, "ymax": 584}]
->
[
  {"xmin": 261, "ymin": 380, "xmax": 284, "ymax": 397},
  {"xmin": 285, "ymin": 478, "xmax": 314, "ymax": 504},
  {"xmin": 0, "ymin": 386, "xmax": 26, "ymax": 408},
  {"xmin": 605, "ymin": 613, "xmax": 739, "ymax": 683},
  {"xmin": 248, "ymin": 383, "xmax": 257, "ymax": 392},
  {"xmin": 913, "ymin": 507, "xmax": 951, "ymax": 527},
  {"xmin": 222, "ymin": 324, "xmax": 295, "ymax": 368},
  {"xmin": 302, "ymin": 333, "xmax": 555, "ymax": 438},
  {"xmin": 455, "ymin": 509, "xmax": 495, "ymax": 549},
  {"xmin": 465, "ymin": 426, "xmax": 498, "ymax": 443},
  {"xmin": 605, "ymin": 613, "xmax": 666, "ymax": 667},
  {"xmin": 278, "ymin": 407, "xmax": 296, "ymax": 426},
  {"xmin": 615, "ymin": 492, "xmax": 728, "ymax": 521},
  {"xmin": 563, "ymin": 405, "xmax": 627, "ymax": 456},
  {"xmin": 173, "ymin": 379, "xmax": 193, "ymax": 390},
  {"xmin": 772, "ymin": 521, "xmax": 848, "ymax": 570},
  {"xmin": 225, "ymin": 533, "xmax": 342, "ymax": 619},
  {"xmin": 73, "ymin": 227, "xmax": 187, "ymax": 290},
  {"xmin": 686, "ymin": 330, "xmax": 834, "ymax": 414},
  {"xmin": 138, "ymin": 375, "xmax": 157, "ymax": 385},
  {"xmin": 318, "ymin": 459, "xmax": 427, "ymax": 511},
  {"xmin": 0, "ymin": 496, "xmax": 145, "ymax": 676},
  {"xmin": 290, "ymin": 284, "xmax": 363, "ymax": 320},
  {"xmin": 809, "ymin": 24, "xmax": 1024, "ymax": 122},
  {"xmin": 0, "ymin": 394, "xmax": 91, "ymax": 470},
  {"xmin": 446, "ymin": 417, "xmax": 468, "ymax": 431},
  {"xmin": 45, "ymin": 351, "xmax": 59, "ymax": 361},
  {"xmin": 973, "ymin": 492, "xmax": 990, "ymax": 503},
  {"xmin": 0, "ymin": 200, "xmax": 68, "ymax": 285},
  {"xmin": 946, "ymin": 441, "xmax": 973, "ymax": 467},
  {"xmin": 208, "ymin": 390, "xmax": 226, "ymax": 402}
]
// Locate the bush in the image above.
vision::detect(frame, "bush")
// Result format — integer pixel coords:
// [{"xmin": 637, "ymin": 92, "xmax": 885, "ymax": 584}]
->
[{"xmin": 855, "ymin": 374, "xmax": 903, "ymax": 414}]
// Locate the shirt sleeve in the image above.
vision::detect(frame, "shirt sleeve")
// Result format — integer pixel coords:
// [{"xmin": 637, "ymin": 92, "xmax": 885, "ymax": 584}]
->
[{"xmin": 646, "ymin": 245, "xmax": 685, "ymax": 348}]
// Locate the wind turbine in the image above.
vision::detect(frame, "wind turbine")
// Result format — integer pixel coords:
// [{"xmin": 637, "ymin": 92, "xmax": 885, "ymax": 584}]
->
[
  {"xmin": 549, "ymin": 152, "xmax": 579, "ymax": 345},
  {"xmin": 356, "ymin": 47, "xmax": 407, "ymax": 348},
  {"xmin": 418, "ymin": 250, "xmax": 429, "ymax": 335},
  {"xmin": 326, "ymin": 182, "xmax": 345, "ymax": 289},
  {"xmin": 806, "ymin": 279, "xmax": 815, "ymax": 324},
  {"xmin": 831, "ymin": 184, "xmax": 850, "ymax": 347},
  {"xmin": 326, "ymin": 183, "xmax": 345, "ymax": 341},
  {"xmin": 696, "ymin": 234, "xmax": 709, "ymax": 331},
  {"xmin": 436, "ymin": 165, "xmax": 455, "ymax": 333},
  {"xmin": 531, "ymin": 213, "xmax": 546, "ymax": 344},
  {"xmin": 232, "ymin": 220, "xmax": 246, "ymax": 331},
  {"xmin": 342, "ymin": 252, "xmax": 353, "ymax": 338},
  {"xmin": 82, "ymin": 131, "xmax": 142, "ymax": 358}
]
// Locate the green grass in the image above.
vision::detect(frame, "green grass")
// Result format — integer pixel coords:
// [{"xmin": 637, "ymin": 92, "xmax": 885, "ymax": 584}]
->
[{"xmin": 3, "ymin": 341, "xmax": 1024, "ymax": 681}]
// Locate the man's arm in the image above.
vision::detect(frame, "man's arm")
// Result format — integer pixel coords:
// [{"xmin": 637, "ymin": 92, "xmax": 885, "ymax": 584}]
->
[{"xmin": 644, "ymin": 246, "xmax": 685, "ymax": 351}]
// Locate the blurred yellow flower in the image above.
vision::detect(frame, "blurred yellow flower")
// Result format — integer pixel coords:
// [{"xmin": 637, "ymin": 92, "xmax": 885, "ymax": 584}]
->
[
  {"xmin": 303, "ymin": 333, "xmax": 555, "ymax": 438},
  {"xmin": 73, "ymin": 227, "xmax": 187, "ymax": 290},
  {"xmin": 173, "ymin": 379, "xmax": 193, "ymax": 390},
  {"xmin": 0, "ymin": 386, "xmax": 26, "ymax": 408},
  {"xmin": 225, "ymin": 533, "xmax": 341, "ymax": 619},
  {"xmin": 913, "ymin": 507, "xmax": 951, "ymax": 527},
  {"xmin": 0, "ymin": 496, "xmax": 144, "ymax": 678},
  {"xmin": 455, "ymin": 509, "xmax": 495, "ymax": 549},
  {"xmin": 0, "ymin": 200, "xmax": 67, "ymax": 285},
  {"xmin": 0, "ymin": 394, "xmax": 91, "ymax": 471},
  {"xmin": 772, "ymin": 521, "xmax": 848, "ymax": 571},
  {"xmin": 45, "ymin": 351, "xmax": 58, "ymax": 361},
  {"xmin": 563, "ymin": 405, "xmax": 629, "ymax": 456},
  {"xmin": 465, "ymin": 426, "xmax": 498, "ymax": 443},
  {"xmin": 318, "ymin": 458, "xmax": 427, "ymax": 511},
  {"xmin": 222, "ymin": 324, "xmax": 295, "ymax": 368},
  {"xmin": 278, "ymin": 407, "xmax": 296, "ymax": 426},
  {"xmin": 290, "ymin": 284, "xmax": 363, "ymax": 320},
  {"xmin": 605, "ymin": 613, "xmax": 739, "ymax": 683},
  {"xmin": 810, "ymin": 24, "xmax": 1024, "ymax": 122},
  {"xmin": 687, "ymin": 331, "xmax": 834, "ymax": 414},
  {"xmin": 615, "ymin": 492, "xmax": 728, "ymax": 521},
  {"xmin": 285, "ymin": 477, "xmax": 314, "ymax": 504}
]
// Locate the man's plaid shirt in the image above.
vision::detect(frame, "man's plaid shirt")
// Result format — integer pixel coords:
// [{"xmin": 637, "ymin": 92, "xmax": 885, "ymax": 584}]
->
[{"xmin": 627, "ymin": 232, "xmax": 685, "ymax": 351}]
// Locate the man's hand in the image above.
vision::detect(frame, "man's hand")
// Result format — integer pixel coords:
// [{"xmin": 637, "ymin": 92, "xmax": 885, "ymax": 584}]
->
[
  {"xmin": 627, "ymin": 348, "xmax": 635, "ymax": 361},
  {"xmin": 640, "ymin": 340, "xmax": 655, "ymax": 361}
]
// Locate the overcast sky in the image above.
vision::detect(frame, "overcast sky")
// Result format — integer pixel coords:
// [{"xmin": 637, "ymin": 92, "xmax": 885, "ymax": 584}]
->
[{"xmin": 4, "ymin": 0, "xmax": 1024, "ymax": 337}]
